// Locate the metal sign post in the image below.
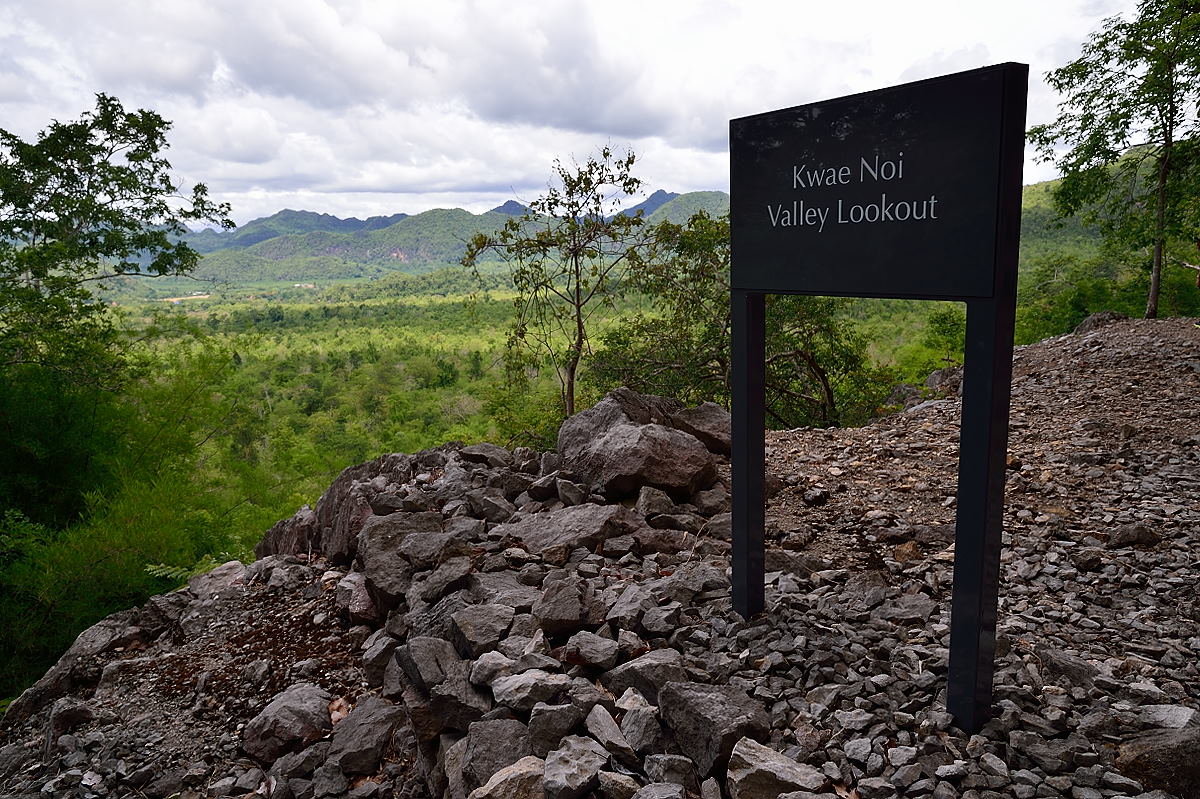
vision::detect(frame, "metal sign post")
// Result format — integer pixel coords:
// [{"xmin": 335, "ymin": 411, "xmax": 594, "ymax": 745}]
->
[{"xmin": 729, "ymin": 63, "xmax": 1027, "ymax": 732}]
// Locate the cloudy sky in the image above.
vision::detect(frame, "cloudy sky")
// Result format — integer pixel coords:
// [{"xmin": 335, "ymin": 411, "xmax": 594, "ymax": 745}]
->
[{"xmin": 1, "ymin": 0, "xmax": 1136, "ymax": 225}]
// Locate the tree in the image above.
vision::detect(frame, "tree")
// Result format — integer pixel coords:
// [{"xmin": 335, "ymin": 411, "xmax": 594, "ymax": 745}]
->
[
  {"xmin": 588, "ymin": 212, "xmax": 895, "ymax": 428},
  {"xmin": 0, "ymin": 94, "xmax": 231, "ymax": 525},
  {"xmin": 1, "ymin": 93, "xmax": 232, "ymax": 382},
  {"xmin": 1028, "ymin": 0, "xmax": 1200, "ymax": 318},
  {"xmin": 461, "ymin": 146, "xmax": 650, "ymax": 417}
]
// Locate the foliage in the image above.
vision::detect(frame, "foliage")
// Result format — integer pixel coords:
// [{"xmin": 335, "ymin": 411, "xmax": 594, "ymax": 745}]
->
[
  {"xmin": 922, "ymin": 306, "xmax": 968, "ymax": 367},
  {"xmin": 0, "ymin": 93, "xmax": 232, "ymax": 380},
  {"xmin": 462, "ymin": 146, "xmax": 653, "ymax": 416},
  {"xmin": 1028, "ymin": 0, "xmax": 1200, "ymax": 318},
  {"xmin": 589, "ymin": 212, "xmax": 894, "ymax": 428},
  {"xmin": 1015, "ymin": 249, "xmax": 1200, "ymax": 343}
]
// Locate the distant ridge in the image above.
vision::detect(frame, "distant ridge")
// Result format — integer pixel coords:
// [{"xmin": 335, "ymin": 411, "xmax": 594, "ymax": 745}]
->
[
  {"xmin": 185, "ymin": 209, "xmax": 409, "ymax": 253},
  {"xmin": 490, "ymin": 200, "xmax": 528, "ymax": 216},
  {"xmin": 616, "ymin": 189, "xmax": 679, "ymax": 219},
  {"xmin": 645, "ymin": 191, "xmax": 730, "ymax": 224},
  {"xmin": 178, "ymin": 180, "xmax": 1089, "ymax": 284}
]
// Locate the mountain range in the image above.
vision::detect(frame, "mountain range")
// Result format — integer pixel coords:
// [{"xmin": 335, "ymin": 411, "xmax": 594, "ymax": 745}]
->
[
  {"xmin": 184, "ymin": 184, "xmax": 1097, "ymax": 284},
  {"xmin": 186, "ymin": 191, "xmax": 731, "ymax": 283}
]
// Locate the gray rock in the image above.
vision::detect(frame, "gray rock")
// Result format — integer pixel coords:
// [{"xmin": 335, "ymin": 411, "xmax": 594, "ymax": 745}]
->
[
  {"xmin": 529, "ymin": 702, "xmax": 586, "ymax": 758},
  {"xmin": 877, "ymin": 592, "xmax": 937, "ymax": 624},
  {"xmin": 327, "ymin": 695, "xmax": 405, "ymax": 775},
  {"xmin": 644, "ymin": 753, "xmax": 699, "ymax": 792},
  {"xmin": 444, "ymin": 734, "xmax": 470, "ymax": 799},
  {"xmin": 398, "ymin": 524, "xmax": 475, "ymax": 569},
  {"xmin": 586, "ymin": 704, "xmax": 637, "ymax": 766},
  {"xmin": 562, "ymin": 630, "xmax": 620, "ymax": 670},
  {"xmin": 636, "ymin": 486, "xmax": 677, "ymax": 517},
  {"xmin": 187, "ymin": 560, "xmax": 247, "ymax": 599},
  {"xmin": 669, "ymin": 402, "xmax": 732, "ymax": 456},
  {"xmin": 726, "ymin": 737, "xmax": 827, "ymax": 798},
  {"xmin": 659, "ymin": 681, "xmax": 770, "ymax": 776},
  {"xmin": 335, "ymin": 571, "xmax": 379, "ymax": 624},
  {"xmin": 461, "ymin": 443, "xmax": 513, "ymax": 468},
  {"xmin": 362, "ymin": 635, "xmax": 399, "ymax": 688},
  {"xmin": 1116, "ymin": 727, "xmax": 1200, "ymax": 798},
  {"xmin": 558, "ymin": 389, "xmax": 715, "ymax": 499},
  {"xmin": 431, "ymin": 671, "xmax": 495, "ymax": 733},
  {"xmin": 270, "ymin": 742, "xmax": 330, "ymax": 778},
  {"xmin": 492, "ymin": 670, "xmax": 572, "ymax": 711},
  {"xmin": 631, "ymin": 785, "xmax": 685, "ymax": 799},
  {"xmin": 467, "ymin": 755, "xmax": 544, "ymax": 799},
  {"xmin": 556, "ymin": 478, "xmax": 588, "ymax": 506},
  {"xmin": 1035, "ymin": 645, "xmax": 1099, "ymax": 687},
  {"xmin": 452, "ymin": 604, "xmax": 516, "ymax": 659},
  {"xmin": 597, "ymin": 771, "xmax": 642, "ymax": 799},
  {"xmin": 544, "ymin": 735, "xmax": 610, "ymax": 799},
  {"xmin": 470, "ymin": 651, "xmax": 517, "ymax": 686},
  {"xmin": 1139, "ymin": 705, "xmax": 1200, "ymax": 729},
  {"xmin": 469, "ymin": 571, "xmax": 543, "ymax": 611},
  {"xmin": 492, "ymin": 503, "xmax": 646, "ymax": 562},
  {"xmin": 621, "ymin": 705, "xmax": 664, "ymax": 754},
  {"xmin": 606, "ymin": 582, "xmax": 655, "ymax": 629},
  {"xmin": 243, "ymin": 683, "xmax": 333, "ymax": 762},
  {"xmin": 358, "ymin": 512, "xmax": 443, "ymax": 609},
  {"xmin": 463, "ymin": 719, "xmax": 532, "ymax": 792},
  {"xmin": 310, "ymin": 762, "xmax": 349, "ymax": 796},
  {"xmin": 1074, "ymin": 309, "xmax": 1127, "ymax": 333},
  {"xmin": 1108, "ymin": 522, "xmax": 1160, "ymax": 547},
  {"xmin": 415, "ymin": 555, "xmax": 473, "ymax": 603},
  {"xmin": 602, "ymin": 649, "xmax": 688, "ymax": 705},
  {"xmin": 407, "ymin": 591, "xmax": 472, "ymax": 639},
  {"xmin": 467, "ymin": 487, "xmax": 517, "ymax": 523},
  {"xmin": 396, "ymin": 636, "xmax": 463, "ymax": 693},
  {"xmin": 533, "ymin": 578, "xmax": 591, "ymax": 637}
]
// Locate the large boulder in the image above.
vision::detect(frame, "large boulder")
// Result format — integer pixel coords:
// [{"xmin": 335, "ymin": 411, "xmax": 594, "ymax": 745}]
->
[
  {"xmin": 1116, "ymin": 727, "xmax": 1200, "ymax": 798},
  {"xmin": 557, "ymin": 389, "xmax": 716, "ymax": 500},
  {"xmin": 463, "ymin": 718, "xmax": 532, "ymax": 792},
  {"xmin": 544, "ymin": 735, "xmax": 611, "ymax": 799},
  {"xmin": 669, "ymin": 402, "xmax": 732, "ymax": 456},
  {"xmin": 357, "ymin": 511, "xmax": 444, "ymax": 611},
  {"xmin": 468, "ymin": 755, "xmax": 545, "ymax": 799},
  {"xmin": 243, "ymin": 683, "xmax": 333, "ymax": 763},
  {"xmin": 725, "ymin": 737, "xmax": 828, "ymax": 798},
  {"xmin": 326, "ymin": 695, "xmax": 406, "ymax": 775},
  {"xmin": 491, "ymin": 503, "xmax": 645, "ymax": 562},
  {"xmin": 601, "ymin": 649, "xmax": 688, "ymax": 705},
  {"xmin": 659, "ymin": 682, "xmax": 770, "ymax": 776}
]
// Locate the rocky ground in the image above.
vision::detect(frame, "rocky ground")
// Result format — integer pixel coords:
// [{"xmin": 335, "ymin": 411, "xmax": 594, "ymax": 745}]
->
[{"xmin": 1, "ymin": 315, "xmax": 1198, "ymax": 799}]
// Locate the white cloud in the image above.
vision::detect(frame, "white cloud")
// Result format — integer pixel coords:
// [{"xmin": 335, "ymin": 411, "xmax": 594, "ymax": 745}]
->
[{"xmin": 0, "ymin": 0, "xmax": 1140, "ymax": 223}]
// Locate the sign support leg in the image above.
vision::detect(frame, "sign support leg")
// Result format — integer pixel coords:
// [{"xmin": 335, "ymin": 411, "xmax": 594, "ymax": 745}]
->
[
  {"xmin": 947, "ymin": 298, "xmax": 1014, "ymax": 732},
  {"xmin": 732, "ymin": 289, "xmax": 766, "ymax": 619}
]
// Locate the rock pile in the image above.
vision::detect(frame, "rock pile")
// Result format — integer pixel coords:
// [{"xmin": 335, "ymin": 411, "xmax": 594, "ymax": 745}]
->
[{"xmin": 1, "ymin": 318, "xmax": 1198, "ymax": 799}]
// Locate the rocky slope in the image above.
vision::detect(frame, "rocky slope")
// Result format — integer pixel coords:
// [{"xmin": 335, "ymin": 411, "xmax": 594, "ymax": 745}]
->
[{"xmin": 1, "ymin": 316, "xmax": 1198, "ymax": 799}]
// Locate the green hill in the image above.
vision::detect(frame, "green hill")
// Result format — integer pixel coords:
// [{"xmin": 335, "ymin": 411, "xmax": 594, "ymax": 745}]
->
[
  {"xmin": 186, "ymin": 209, "xmax": 410, "ymax": 253},
  {"xmin": 186, "ymin": 183, "xmax": 1101, "ymax": 285},
  {"xmin": 646, "ymin": 191, "xmax": 731, "ymax": 224}
]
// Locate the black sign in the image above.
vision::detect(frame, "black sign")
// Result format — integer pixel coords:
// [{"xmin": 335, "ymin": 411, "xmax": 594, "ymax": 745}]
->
[
  {"xmin": 731, "ymin": 65, "xmax": 1017, "ymax": 300},
  {"xmin": 728, "ymin": 63, "xmax": 1028, "ymax": 734}
]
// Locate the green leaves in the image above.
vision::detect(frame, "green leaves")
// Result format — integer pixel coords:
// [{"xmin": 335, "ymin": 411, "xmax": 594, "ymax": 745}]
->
[
  {"xmin": 461, "ymin": 146, "xmax": 652, "ymax": 416},
  {"xmin": 589, "ymin": 211, "xmax": 894, "ymax": 429},
  {"xmin": 1, "ymin": 93, "xmax": 232, "ymax": 377},
  {"xmin": 1029, "ymin": 0, "xmax": 1200, "ymax": 318}
]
